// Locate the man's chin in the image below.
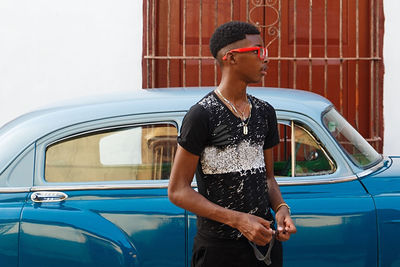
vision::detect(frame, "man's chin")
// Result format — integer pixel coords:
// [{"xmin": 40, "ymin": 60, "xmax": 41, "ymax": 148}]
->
[{"xmin": 249, "ymin": 76, "xmax": 265, "ymax": 85}]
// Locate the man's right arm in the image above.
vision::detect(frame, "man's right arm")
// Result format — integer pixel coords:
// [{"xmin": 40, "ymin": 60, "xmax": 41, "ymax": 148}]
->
[{"xmin": 168, "ymin": 145, "xmax": 275, "ymax": 245}]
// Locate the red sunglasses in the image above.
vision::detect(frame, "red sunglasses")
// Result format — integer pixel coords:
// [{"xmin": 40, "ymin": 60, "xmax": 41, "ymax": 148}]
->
[{"xmin": 222, "ymin": 46, "xmax": 268, "ymax": 61}]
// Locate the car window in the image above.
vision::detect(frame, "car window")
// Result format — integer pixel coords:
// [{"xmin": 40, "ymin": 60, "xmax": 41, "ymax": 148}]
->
[
  {"xmin": 322, "ymin": 108, "xmax": 381, "ymax": 168},
  {"xmin": 274, "ymin": 121, "xmax": 336, "ymax": 177},
  {"xmin": 45, "ymin": 124, "xmax": 177, "ymax": 182}
]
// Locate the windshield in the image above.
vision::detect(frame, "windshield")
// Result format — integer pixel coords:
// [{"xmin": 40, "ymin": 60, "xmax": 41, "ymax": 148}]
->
[{"xmin": 322, "ymin": 108, "xmax": 382, "ymax": 168}]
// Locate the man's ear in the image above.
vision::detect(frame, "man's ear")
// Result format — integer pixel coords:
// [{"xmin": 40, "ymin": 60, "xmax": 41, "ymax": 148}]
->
[{"xmin": 225, "ymin": 52, "xmax": 237, "ymax": 64}]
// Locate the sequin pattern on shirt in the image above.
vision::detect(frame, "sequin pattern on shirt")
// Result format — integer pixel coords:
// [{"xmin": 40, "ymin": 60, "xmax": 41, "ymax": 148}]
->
[{"xmin": 178, "ymin": 91, "xmax": 279, "ymax": 240}]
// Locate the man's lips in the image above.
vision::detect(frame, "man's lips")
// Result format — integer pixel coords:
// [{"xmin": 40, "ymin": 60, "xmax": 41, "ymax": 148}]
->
[{"xmin": 261, "ymin": 66, "xmax": 267, "ymax": 75}]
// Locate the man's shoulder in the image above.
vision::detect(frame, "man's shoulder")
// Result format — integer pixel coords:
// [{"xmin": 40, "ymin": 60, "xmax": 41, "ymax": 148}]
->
[
  {"xmin": 185, "ymin": 92, "xmax": 215, "ymax": 121},
  {"xmin": 248, "ymin": 94, "xmax": 275, "ymax": 112},
  {"xmin": 197, "ymin": 91, "xmax": 219, "ymax": 110}
]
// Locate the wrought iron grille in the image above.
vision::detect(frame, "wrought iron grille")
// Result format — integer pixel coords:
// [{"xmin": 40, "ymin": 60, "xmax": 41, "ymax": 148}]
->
[{"xmin": 142, "ymin": 0, "xmax": 384, "ymax": 152}]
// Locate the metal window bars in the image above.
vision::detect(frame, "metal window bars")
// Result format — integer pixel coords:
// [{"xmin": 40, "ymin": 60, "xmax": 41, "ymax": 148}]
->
[{"xmin": 143, "ymin": 0, "xmax": 383, "ymax": 152}]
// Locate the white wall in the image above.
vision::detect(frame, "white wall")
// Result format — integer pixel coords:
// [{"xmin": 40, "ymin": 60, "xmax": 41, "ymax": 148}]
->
[
  {"xmin": 383, "ymin": 0, "xmax": 400, "ymax": 155},
  {"xmin": 0, "ymin": 0, "xmax": 398, "ymax": 155},
  {"xmin": 0, "ymin": 0, "xmax": 143, "ymax": 127}
]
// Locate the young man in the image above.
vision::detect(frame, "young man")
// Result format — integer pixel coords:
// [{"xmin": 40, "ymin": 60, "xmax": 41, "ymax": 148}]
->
[{"xmin": 168, "ymin": 21, "xmax": 296, "ymax": 267}]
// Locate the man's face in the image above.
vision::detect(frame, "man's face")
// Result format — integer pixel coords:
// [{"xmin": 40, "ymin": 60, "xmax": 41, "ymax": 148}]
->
[{"xmin": 220, "ymin": 34, "xmax": 268, "ymax": 84}]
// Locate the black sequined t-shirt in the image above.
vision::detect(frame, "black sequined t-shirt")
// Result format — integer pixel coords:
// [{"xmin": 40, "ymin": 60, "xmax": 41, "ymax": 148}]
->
[{"xmin": 178, "ymin": 91, "xmax": 280, "ymax": 240}]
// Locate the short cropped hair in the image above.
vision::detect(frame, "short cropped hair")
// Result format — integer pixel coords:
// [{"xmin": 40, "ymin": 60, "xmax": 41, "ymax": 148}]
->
[{"xmin": 209, "ymin": 21, "xmax": 260, "ymax": 59}]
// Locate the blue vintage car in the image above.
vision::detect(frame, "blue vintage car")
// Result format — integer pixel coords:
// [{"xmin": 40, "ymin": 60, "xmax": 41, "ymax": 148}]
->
[{"xmin": 0, "ymin": 87, "xmax": 398, "ymax": 267}]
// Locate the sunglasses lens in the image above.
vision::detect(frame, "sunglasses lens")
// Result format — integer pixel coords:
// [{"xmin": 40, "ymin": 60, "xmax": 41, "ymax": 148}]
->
[
  {"xmin": 262, "ymin": 48, "xmax": 268, "ymax": 59},
  {"xmin": 259, "ymin": 48, "xmax": 263, "ymax": 58},
  {"xmin": 258, "ymin": 48, "xmax": 267, "ymax": 59}
]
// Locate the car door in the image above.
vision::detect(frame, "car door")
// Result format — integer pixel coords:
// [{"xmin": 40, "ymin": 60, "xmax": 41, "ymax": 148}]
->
[
  {"xmin": 272, "ymin": 114, "xmax": 378, "ymax": 266},
  {"xmin": 0, "ymin": 144, "xmax": 35, "ymax": 267},
  {"xmin": 19, "ymin": 113, "xmax": 187, "ymax": 267},
  {"xmin": 186, "ymin": 112, "xmax": 378, "ymax": 267}
]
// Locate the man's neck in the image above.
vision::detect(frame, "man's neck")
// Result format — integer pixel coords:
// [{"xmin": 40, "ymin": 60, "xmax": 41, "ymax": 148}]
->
[{"xmin": 217, "ymin": 76, "xmax": 248, "ymax": 103}]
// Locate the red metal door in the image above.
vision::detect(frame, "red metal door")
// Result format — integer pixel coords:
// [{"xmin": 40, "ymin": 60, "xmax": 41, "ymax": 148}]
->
[{"xmin": 142, "ymin": 0, "xmax": 384, "ymax": 152}]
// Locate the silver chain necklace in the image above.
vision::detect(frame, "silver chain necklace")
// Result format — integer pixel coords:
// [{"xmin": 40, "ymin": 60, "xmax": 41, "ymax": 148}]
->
[{"xmin": 215, "ymin": 89, "xmax": 252, "ymax": 135}]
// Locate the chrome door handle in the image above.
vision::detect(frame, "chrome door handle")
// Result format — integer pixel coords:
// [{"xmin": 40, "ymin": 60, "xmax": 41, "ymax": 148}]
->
[{"xmin": 31, "ymin": 191, "xmax": 68, "ymax": 203}]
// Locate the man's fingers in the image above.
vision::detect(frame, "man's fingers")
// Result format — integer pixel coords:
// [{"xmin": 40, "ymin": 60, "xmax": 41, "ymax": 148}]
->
[
  {"xmin": 247, "ymin": 218, "xmax": 275, "ymax": 245},
  {"xmin": 288, "ymin": 224, "xmax": 297, "ymax": 234},
  {"xmin": 284, "ymin": 217, "xmax": 297, "ymax": 233},
  {"xmin": 239, "ymin": 214, "xmax": 281, "ymax": 245},
  {"xmin": 252, "ymin": 229, "xmax": 275, "ymax": 246},
  {"xmin": 258, "ymin": 218, "xmax": 272, "ymax": 229},
  {"xmin": 276, "ymin": 231, "xmax": 290, "ymax": 241},
  {"xmin": 275, "ymin": 216, "xmax": 297, "ymax": 241}
]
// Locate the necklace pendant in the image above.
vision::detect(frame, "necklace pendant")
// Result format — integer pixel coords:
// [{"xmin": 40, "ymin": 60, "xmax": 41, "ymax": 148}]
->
[{"xmin": 243, "ymin": 125, "xmax": 248, "ymax": 135}]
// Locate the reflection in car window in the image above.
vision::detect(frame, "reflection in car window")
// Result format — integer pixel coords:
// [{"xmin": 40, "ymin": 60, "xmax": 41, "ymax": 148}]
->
[
  {"xmin": 322, "ymin": 108, "xmax": 381, "ymax": 168},
  {"xmin": 45, "ymin": 124, "xmax": 177, "ymax": 182},
  {"xmin": 274, "ymin": 122, "xmax": 335, "ymax": 177}
]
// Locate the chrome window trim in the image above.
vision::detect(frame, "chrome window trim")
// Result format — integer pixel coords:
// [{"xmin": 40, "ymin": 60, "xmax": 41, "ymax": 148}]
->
[
  {"xmin": 28, "ymin": 174, "xmax": 359, "ymax": 192},
  {"xmin": 356, "ymin": 156, "xmax": 389, "ymax": 178},
  {"xmin": 41, "ymin": 120, "xmax": 179, "ymax": 184},
  {"xmin": 291, "ymin": 120, "xmax": 295, "ymax": 177},
  {"xmin": 276, "ymin": 175, "xmax": 358, "ymax": 186},
  {"xmin": 29, "ymin": 111, "xmax": 358, "ymax": 190},
  {"xmin": 31, "ymin": 181, "xmax": 173, "ymax": 191},
  {"xmin": 0, "ymin": 187, "xmax": 31, "ymax": 193}
]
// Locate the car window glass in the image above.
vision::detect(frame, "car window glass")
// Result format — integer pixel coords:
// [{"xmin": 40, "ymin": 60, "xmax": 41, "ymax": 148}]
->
[
  {"xmin": 322, "ymin": 108, "xmax": 381, "ymax": 168},
  {"xmin": 45, "ymin": 124, "xmax": 177, "ymax": 182},
  {"xmin": 274, "ymin": 122, "xmax": 335, "ymax": 177}
]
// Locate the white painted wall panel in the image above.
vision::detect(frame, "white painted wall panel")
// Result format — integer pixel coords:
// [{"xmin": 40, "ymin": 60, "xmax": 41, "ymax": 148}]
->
[
  {"xmin": 0, "ymin": 0, "xmax": 143, "ymax": 126},
  {"xmin": 383, "ymin": 0, "xmax": 400, "ymax": 155}
]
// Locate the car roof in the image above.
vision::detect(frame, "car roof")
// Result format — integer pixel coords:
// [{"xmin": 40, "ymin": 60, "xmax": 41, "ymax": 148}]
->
[{"xmin": 0, "ymin": 87, "xmax": 332, "ymax": 172}]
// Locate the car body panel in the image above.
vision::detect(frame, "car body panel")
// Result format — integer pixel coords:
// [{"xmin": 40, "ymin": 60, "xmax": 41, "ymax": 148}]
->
[
  {"xmin": 0, "ymin": 87, "xmax": 397, "ymax": 266},
  {"xmin": 0, "ymin": 192, "xmax": 28, "ymax": 267},
  {"xmin": 19, "ymin": 113, "xmax": 186, "ymax": 267},
  {"xmin": 359, "ymin": 156, "xmax": 400, "ymax": 267},
  {"xmin": 0, "ymin": 143, "xmax": 35, "ymax": 188},
  {"xmin": 19, "ymin": 188, "xmax": 185, "ymax": 267},
  {"xmin": 280, "ymin": 180, "xmax": 377, "ymax": 266},
  {"xmin": 187, "ymin": 179, "xmax": 377, "ymax": 267}
]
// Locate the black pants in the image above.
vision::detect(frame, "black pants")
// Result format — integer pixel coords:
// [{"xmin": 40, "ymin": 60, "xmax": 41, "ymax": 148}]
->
[{"xmin": 191, "ymin": 234, "xmax": 283, "ymax": 267}]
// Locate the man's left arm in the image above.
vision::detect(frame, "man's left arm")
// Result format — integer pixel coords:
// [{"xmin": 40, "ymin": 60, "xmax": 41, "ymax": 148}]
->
[{"xmin": 264, "ymin": 148, "xmax": 297, "ymax": 241}]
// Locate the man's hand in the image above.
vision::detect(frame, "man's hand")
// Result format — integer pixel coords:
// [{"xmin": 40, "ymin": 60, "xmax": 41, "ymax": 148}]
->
[
  {"xmin": 275, "ymin": 206, "xmax": 297, "ymax": 241},
  {"xmin": 233, "ymin": 212, "xmax": 275, "ymax": 246}
]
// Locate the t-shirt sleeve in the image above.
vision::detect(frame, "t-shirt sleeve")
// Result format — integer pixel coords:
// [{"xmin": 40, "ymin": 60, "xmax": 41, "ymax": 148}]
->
[
  {"xmin": 177, "ymin": 104, "xmax": 209, "ymax": 156},
  {"xmin": 263, "ymin": 104, "xmax": 280, "ymax": 150}
]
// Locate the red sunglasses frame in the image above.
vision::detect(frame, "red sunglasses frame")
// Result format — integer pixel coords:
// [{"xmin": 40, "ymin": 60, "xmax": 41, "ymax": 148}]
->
[{"xmin": 222, "ymin": 46, "xmax": 268, "ymax": 61}]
